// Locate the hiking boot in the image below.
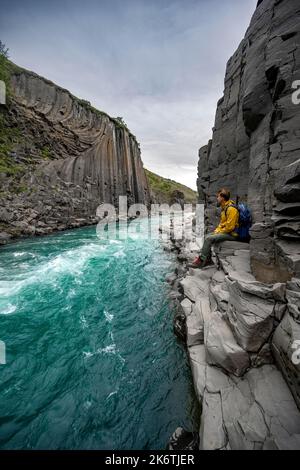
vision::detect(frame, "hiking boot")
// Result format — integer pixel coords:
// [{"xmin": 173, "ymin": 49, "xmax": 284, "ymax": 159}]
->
[
  {"xmin": 188, "ymin": 255, "xmax": 214, "ymax": 270},
  {"xmin": 188, "ymin": 256, "xmax": 204, "ymax": 269}
]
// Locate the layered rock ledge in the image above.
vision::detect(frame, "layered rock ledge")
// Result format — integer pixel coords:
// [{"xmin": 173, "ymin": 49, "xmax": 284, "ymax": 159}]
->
[{"xmin": 164, "ymin": 216, "xmax": 300, "ymax": 450}]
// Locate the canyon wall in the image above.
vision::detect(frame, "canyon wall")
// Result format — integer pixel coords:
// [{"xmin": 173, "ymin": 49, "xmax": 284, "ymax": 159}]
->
[
  {"xmin": 197, "ymin": 0, "xmax": 300, "ymax": 283},
  {"xmin": 186, "ymin": 0, "xmax": 300, "ymax": 449},
  {"xmin": 0, "ymin": 64, "xmax": 150, "ymax": 242}
]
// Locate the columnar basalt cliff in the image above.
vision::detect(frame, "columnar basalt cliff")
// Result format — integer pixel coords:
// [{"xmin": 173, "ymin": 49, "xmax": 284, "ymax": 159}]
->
[
  {"xmin": 163, "ymin": 0, "xmax": 300, "ymax": 450},
  {"xmin": 197, "ymin": 0, "xmax": 300, "ymax": 284},
  {"xmin": 0, "ymin": 64, "xmax": 150, "ymax": 242}
]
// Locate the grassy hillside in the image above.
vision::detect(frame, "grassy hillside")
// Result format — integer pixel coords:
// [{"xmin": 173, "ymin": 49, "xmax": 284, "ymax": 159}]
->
[{"xmin": 145, "ymin": 169, "xmax": 198, "ymax": 205}]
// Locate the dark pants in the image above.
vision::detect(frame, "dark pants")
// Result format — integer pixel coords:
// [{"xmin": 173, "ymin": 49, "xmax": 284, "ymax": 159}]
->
[{"xmin": 200, "ymin": 232, "xmax": 237, "ymax": 261}]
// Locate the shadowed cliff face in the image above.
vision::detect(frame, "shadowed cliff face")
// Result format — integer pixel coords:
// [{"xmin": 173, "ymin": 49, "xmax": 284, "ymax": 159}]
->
[
  {"xmin": 0, "ymin": 67, "xmax": 150, "ymax": 241},
  {"xmin": 197, "ymin": 0, "xmax": 300, "ymax": 282}
]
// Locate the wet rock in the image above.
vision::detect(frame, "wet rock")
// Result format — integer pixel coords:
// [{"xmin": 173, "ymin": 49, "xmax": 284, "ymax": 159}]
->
[
  {"xmin": 173, "ymin": 307, "xmax": 187, "ymax": 342},
  {"xmin": 0, "ymin": 232, "xmax": 12, "ymax": 245},
  {"xmin": 167, "ymin": 427, "xmax": 199, "ymax": 451},
  {"xmin": 169, "ymin": 291, "xmax": 183, "ymax": 302},
  {"xmin": 165, "ymin": 273, "xmax": 177, "ymax": 285},
  {"xmin": 175, "ymin": 265, "xmax": 188, "ymax": 277}
]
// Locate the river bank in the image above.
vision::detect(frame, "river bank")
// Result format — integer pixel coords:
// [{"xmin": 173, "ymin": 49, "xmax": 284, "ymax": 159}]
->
[{"xmin": 163, "ymin": 213, "xmax": 300, "ymax": 450}]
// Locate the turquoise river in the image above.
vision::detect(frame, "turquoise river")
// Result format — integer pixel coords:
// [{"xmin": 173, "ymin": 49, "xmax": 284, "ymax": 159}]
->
[{"xmin": 0, "ymin": 218, "xmax": 196, "ymax": 450}]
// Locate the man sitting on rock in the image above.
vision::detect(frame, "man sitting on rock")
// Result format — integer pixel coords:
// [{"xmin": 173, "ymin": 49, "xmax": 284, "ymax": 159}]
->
[{"xmin": 189, "ymin": 188, "xmax": 239, "ymax": 269}]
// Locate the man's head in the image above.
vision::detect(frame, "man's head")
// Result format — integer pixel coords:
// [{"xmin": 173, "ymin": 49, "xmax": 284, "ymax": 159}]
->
[{"xmin": 217, "ymin": 188, "xmax": 230, "ymax": 207}]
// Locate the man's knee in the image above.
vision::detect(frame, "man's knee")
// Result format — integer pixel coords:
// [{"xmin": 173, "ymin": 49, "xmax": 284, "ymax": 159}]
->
[
  {"xmin": 205, "ymin": 233, "xmax": 219, "ymax": 242},
  {"xmin": 205, "ymin": 233, "xmax": 216, "ymax": 241}
]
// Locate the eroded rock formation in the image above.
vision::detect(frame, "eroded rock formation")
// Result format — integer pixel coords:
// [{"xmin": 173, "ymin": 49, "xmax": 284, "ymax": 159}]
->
[
  {"xmin": 162, "ymin": 215, "xmax": 300, "ymax": 449},
  {"xmin": 166, "ymin": 0, "xmax": 300, "ymax": 449},
  {"xmin": 0, "ymin": 65, "xmax": 150, "ymax": 241},
  {"xmin": 197, "ymin": 0, "xmax": 300, "ymax": 283}
]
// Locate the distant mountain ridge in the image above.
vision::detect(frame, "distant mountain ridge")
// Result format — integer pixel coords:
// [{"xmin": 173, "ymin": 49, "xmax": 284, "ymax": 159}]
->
[{"xmin": 145, "ymin": 169, "xmax": 197, "ymax": 206}]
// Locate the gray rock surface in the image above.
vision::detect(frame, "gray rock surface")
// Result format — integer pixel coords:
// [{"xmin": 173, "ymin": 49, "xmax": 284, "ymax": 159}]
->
[
  {"xmin": 189, "ymin": 344, "xmax": 206, "ymax": 403},
  {"xmin": 199, "ymin": 363, "xmax": 300, "ymax": 450},
  {"xmin": 186, "ymin": 301, "xmax": 204, "ymax": 348},
  {"xmin": 170, "ymin": 210, "xmax": 300, "ymax": 449},
  {"xmin": 272, "ymin": 311, "xmax": 300, "ymax": 410},
  {"xmin": 183, "ymin": 0, "xmax": 300, "ymax": 451},
  {"xmin": 167, "ymin": 427, "xmax": 199, "ymax": 451}
]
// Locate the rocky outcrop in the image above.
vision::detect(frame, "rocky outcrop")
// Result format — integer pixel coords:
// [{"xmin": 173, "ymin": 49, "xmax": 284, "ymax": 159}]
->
[
  {"xmin": 189, "ymin": 0, "xmax": 300, "ymax": 449},
  {"xmin": 164, "ymin": 214, "xmax": 300, "ymax": 449},
  {"xmin": 0, "ymin": 63, "xmax": 150, "ymax": 242},
  {"xmin": 197, "ymin": 0, "xmax": 300, "ymax": 283},
  {"xmin": 167, "ymin": 0, "xmax": 300, "ymax": 451},
  {"xmin": 145, "ymin": 169, "xmax": 197, "ymax": 206},
  {"xmin": 167, "ymin": 427, "xmax": 199, "ymax": 451}
]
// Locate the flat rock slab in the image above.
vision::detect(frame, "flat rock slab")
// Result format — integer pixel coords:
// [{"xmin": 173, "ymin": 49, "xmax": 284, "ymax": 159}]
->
[
  {"xmin": 200, "ymin": 390, "xmax": 227, "ymax": 450},
  {"xmin": 221, "ymin": 251, "xmax": 253, "ymax": 276},
  {"xmin": 214, "ymin": 241, "xmax": 250, "ymax": 257},
  {"xmin": 180, "ymin": 275, "xmax": 212, "ymax": 302},
  {"xmin": 180, "ymin": 298, "xmax": 193, "ymax": 317},
  {"xmin": 200, "ymin": 365, "xmax": 300, "ymax": 450}
]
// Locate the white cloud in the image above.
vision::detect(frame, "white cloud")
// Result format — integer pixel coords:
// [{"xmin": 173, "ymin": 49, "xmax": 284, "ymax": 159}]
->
[{"xmin": 0, "ymin": 0, "xmax": 258, "ymax": 190}]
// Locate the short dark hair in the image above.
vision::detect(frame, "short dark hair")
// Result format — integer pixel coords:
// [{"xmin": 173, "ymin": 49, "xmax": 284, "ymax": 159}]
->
[{"xmin": 217, "ymin": 188, "xmax": 231, "ymax": 201}]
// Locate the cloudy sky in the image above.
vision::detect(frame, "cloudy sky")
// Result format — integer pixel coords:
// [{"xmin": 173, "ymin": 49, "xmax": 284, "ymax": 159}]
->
[{"xmin": 0, "ymin": 0, "xmax": 257, "ymax": 189}]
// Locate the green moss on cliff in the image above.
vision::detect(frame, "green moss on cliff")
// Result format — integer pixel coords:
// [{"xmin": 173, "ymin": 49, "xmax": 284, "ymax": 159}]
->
[
  {"xmin": 0, "ymin": 112, "xmax": 24, "ymax": 175},
  {"xmin": 145, "ymin": 169, "xmax": 198, "ymax": 205},
  {"xmin": 0, "ymin": 54, "xmax": 20, "ymax": 100},
  {"xmin": 75, "ymin": 97, "xmax": 138, "ymax": 141},
  {"xmin": 0, "ymin": 54, "xmax": 23, "ymax": 175},
  {"xmin": 40, "ymin": 146, "xmax": 54, "ymax": 160}
]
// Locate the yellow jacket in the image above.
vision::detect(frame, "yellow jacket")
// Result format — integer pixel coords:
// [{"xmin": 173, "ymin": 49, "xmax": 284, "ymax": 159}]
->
[{"xmin": 214, "ymin": 200, "xmax": 239, "ymax": 236}]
